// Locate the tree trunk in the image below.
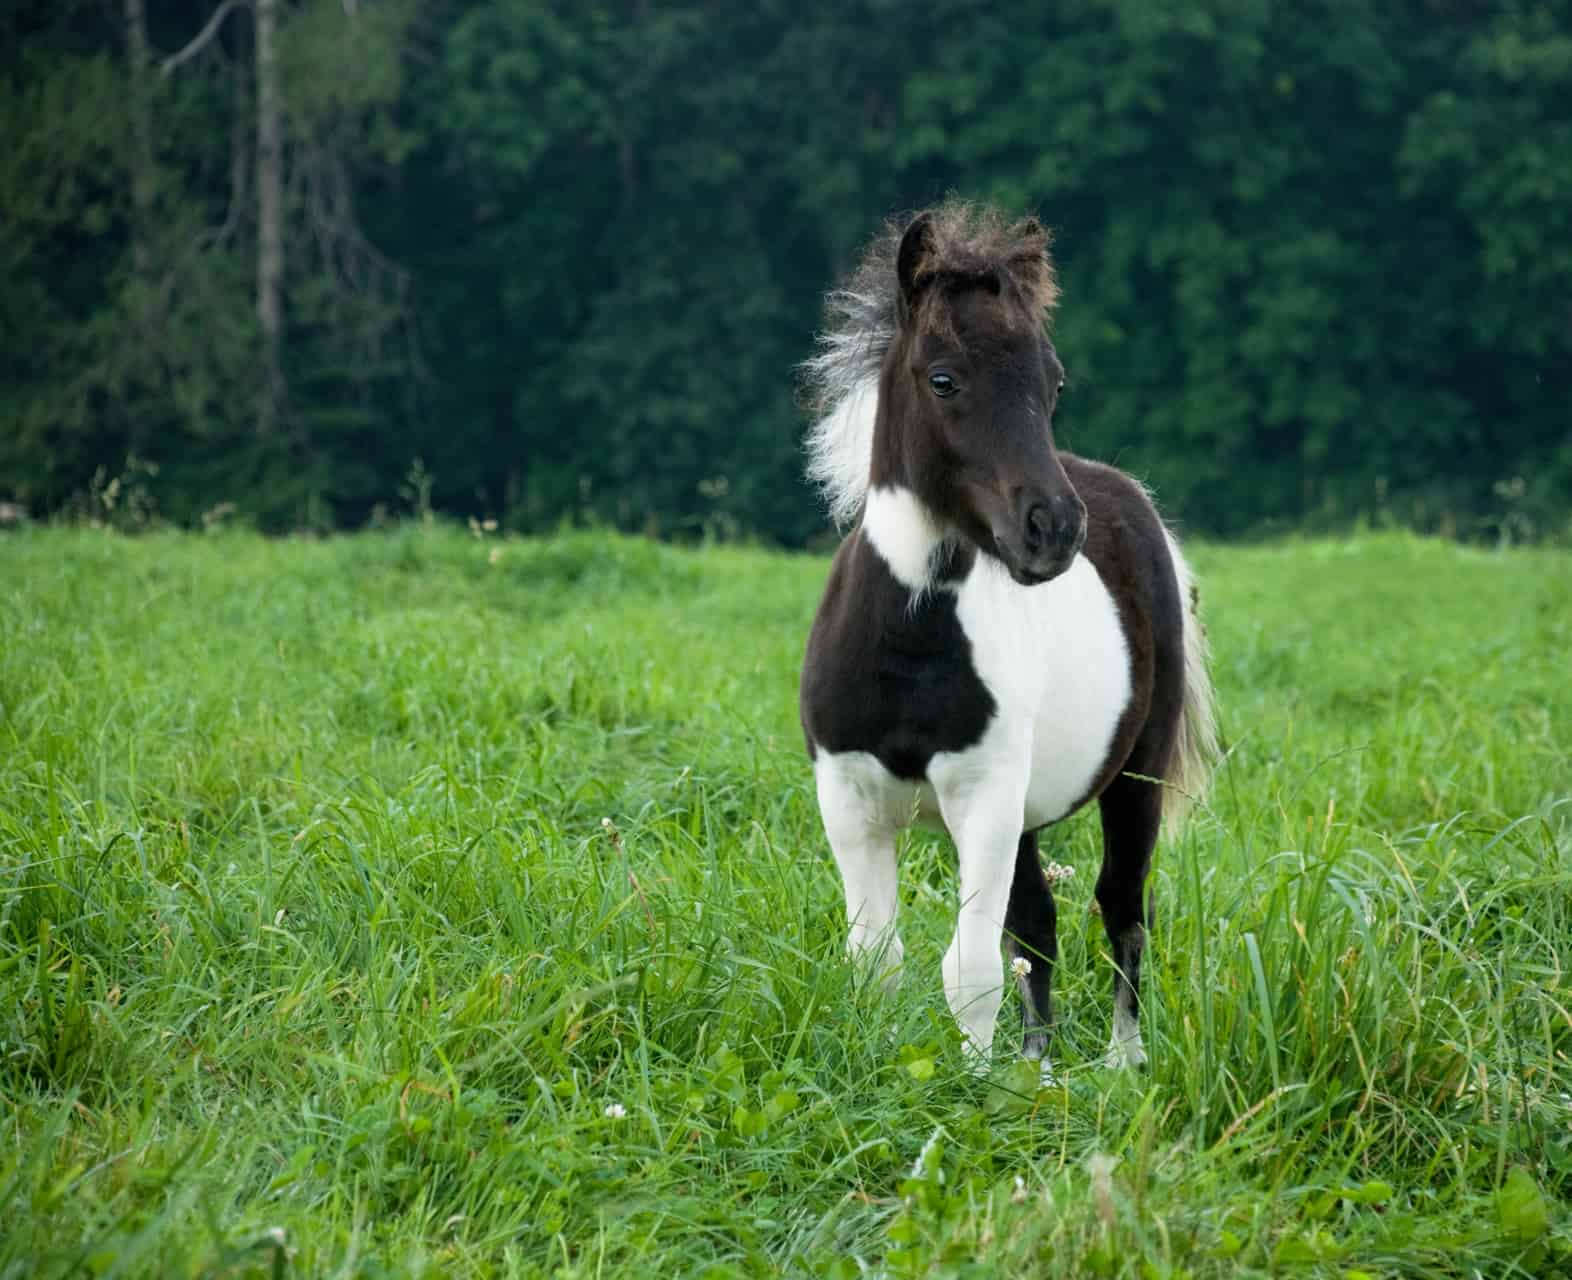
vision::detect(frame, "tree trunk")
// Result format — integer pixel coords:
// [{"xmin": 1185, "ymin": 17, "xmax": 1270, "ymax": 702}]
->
[
  {"xmin": 124, "ymin": 0, "xmax": 154, "ymax": 284},
  {"xmin": 255, "ymin": 0, "xmax": 283, "ymax": 438}
]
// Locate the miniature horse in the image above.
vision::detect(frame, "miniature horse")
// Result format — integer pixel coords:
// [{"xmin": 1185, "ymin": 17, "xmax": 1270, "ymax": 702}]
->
[{"xmin": 799, "ymin": 204, "xmax": 1216, "ymax": 1076}]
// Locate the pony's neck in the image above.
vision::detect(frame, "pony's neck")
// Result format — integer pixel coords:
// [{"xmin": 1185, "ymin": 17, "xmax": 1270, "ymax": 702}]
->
[
  {"xmin": 863, "ymin": 370, "xmax": 956, "ymax": 593},
  {"xmin": 862, "ymin": 485, "xmax": 953, "ymax": 593}
]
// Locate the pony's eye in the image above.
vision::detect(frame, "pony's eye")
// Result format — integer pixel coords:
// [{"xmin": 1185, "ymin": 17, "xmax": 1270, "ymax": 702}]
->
[{"xmin": 928, "ymin": 370, "xmax": 959, "ymax": 397}]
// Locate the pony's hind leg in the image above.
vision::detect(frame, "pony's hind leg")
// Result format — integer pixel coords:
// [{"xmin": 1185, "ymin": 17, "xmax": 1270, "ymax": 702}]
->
[
  {"xmin": 1095, "ymin": 771, "xmax": 1164, "ymax": 1069},
  {"xmin": 1004, "ymin": 831, "xmax": 1058, "ymax": 1072}
]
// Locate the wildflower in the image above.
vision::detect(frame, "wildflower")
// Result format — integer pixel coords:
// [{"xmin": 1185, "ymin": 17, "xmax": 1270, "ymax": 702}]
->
[
  {"xmin": 603, "ymin": 1102, "xmax": 627, "ymax": 1119},
  {"xmin": 1042, "ymin": 860, "xmax": 1075, "ymax": 884},
  {"xmin": 1010, "ymin": 955, "xmax": 1033, "ymax": 979},
  {"xmin": 911, "ymin": 1125, "xmax": 946, "ymax": 1181},
  {"xmin": 1011, "ymin": 1174, "xmax": 1029, "ymax": 1204}
]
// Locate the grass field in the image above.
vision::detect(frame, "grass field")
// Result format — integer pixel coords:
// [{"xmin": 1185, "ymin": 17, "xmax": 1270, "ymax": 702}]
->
[{"xmin": 2, "ymin": 524, "xmax": 1570, "ymax": 1278}]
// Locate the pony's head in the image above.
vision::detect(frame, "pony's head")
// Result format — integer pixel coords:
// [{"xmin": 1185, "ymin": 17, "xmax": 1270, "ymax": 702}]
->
[{"xmin": 871, "ymin": 206, "xmax": 1084, "ymax": 585}]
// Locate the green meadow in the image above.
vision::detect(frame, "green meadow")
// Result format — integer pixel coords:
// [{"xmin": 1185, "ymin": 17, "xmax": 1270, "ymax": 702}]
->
[{"xmin": 2, "ymin": 525, "xmax": 1569, "ymax": 1278}]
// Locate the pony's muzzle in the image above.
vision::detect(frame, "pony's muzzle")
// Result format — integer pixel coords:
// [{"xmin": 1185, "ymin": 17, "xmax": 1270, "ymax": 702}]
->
[{"xmin": 1014, "ymin": 493, "xmax": 1086, "ymax": 582}]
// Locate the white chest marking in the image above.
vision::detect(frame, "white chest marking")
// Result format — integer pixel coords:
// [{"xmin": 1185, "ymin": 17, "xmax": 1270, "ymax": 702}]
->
[{"xmin": 955, "ymin": 554, "xmax": 1131, "ymax": 829}]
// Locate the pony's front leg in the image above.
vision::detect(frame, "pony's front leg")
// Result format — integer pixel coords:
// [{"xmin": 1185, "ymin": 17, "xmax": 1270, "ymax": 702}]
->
[
  {"xmin": 815, "ymin": 755, "xmax": 906, "ymax": 988},
  {"xmin": 930, "ymin": 754, "xmax": 1028, "ymax": 1066}
]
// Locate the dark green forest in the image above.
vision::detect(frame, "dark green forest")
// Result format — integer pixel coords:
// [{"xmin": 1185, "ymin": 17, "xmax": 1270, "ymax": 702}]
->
[{"xmin": 4, "ymin": 0, "xmax": 1570, "ymax": 543}]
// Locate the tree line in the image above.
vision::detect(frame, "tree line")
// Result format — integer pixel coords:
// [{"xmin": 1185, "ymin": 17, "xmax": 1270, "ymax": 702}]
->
[{"xmin": 4, "ymin": 0, "xmax": 1569, "ymax": 543}]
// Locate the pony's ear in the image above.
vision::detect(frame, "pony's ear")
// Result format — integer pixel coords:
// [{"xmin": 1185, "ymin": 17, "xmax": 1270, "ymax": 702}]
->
[
  {"xmin": 1008, "ymin": 215, "xmax": 1059, "ymax": 313},
  {"xmin": 1013, "ymin": 216, "xmax": 1051, "ymax": 262},
  {"xmin": 896, "ymin": 212, "xmax": 936, "ymax": 324}
]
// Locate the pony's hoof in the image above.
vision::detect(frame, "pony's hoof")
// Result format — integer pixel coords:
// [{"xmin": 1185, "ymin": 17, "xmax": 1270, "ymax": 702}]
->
[{"xmin": 1103, "ymin": 1036, "xmax": 1148, "ymax": 1071}]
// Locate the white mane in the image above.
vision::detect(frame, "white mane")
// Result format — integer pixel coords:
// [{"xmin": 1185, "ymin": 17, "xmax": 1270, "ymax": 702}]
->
[
  {"xmin": 805, "ymin": 378, "xmax": 880, "ymax": 528},
  {"xmin": 799, "ymin": 222, "xmax": 902, "ymax": 528}
]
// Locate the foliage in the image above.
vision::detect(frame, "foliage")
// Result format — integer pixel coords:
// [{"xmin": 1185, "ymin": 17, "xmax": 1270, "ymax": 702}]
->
[
  {"xmin": 2, "ymin": 1, "xmax": 1570, "ymax": 541},
  {"xmin": 1, "ymin": 526, "xmax": 1570, "ymax": 1274}
]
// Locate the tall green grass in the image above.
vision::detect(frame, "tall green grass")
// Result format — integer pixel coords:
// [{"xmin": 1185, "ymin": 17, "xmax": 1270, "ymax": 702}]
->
[{"xmin": 1, "ymin": 526, "xmax": 1568, "ymax": 1277}]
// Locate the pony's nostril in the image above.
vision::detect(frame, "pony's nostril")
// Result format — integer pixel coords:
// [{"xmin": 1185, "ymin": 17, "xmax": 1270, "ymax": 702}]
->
[{"xmin": 1024, "ymin": 502, "xmax": 1053, "ymax": 552}]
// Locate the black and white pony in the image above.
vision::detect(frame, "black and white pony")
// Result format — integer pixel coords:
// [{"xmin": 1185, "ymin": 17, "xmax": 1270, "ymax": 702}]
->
[{"xmin": 799, "ymin": 204, "xmax": 1216, "ymax": 1077}]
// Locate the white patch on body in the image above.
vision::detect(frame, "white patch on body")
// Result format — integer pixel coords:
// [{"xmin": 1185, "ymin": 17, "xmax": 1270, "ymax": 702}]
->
[
  {"xmin": 862, "ymin": 486, "xmax": 951, "ymax": 594},
  {"xmin": 955, "ymin": 552, "xmax": 1131, "ymax": 831},
  {"xmin": 811, "ymin": 482, "xmax": 1132, "ymax": 1066}
]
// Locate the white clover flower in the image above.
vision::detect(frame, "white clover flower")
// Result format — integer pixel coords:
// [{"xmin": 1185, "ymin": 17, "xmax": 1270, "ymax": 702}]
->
[
  {"xmin": 1010, "ymin": 956, "xmax": 1033, "ymax": 979},
  {"xmin": 603, "ymin": 1102, "xmax": 627, "ymax": 1119},
  {"xmin": 911, "ymin": 1125, "xmax": 945, "ymax": 1180},
  {"xmin": 1042, "ymin": 861, "xmax": 1075, "ymax": 884}
]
